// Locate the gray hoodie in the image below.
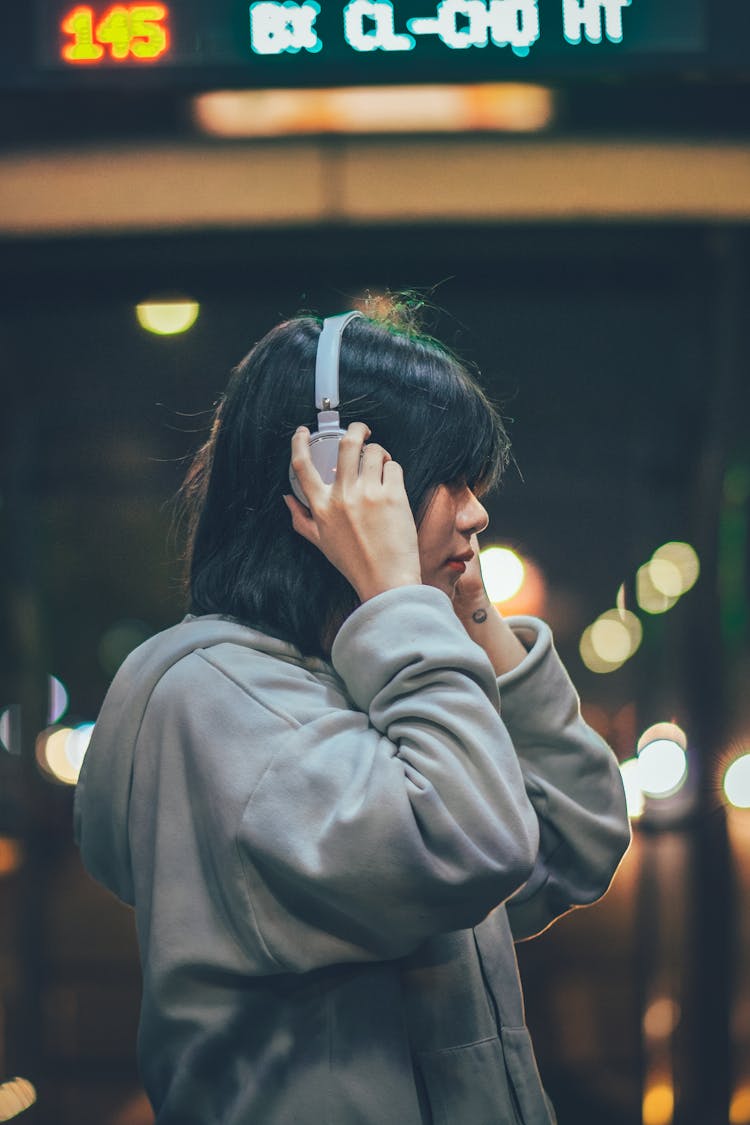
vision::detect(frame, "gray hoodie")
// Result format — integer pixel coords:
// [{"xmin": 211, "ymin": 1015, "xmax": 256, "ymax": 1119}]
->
[{"xmin": 74, "ymin": 584, "xmax": 630, "ymax": 1124}]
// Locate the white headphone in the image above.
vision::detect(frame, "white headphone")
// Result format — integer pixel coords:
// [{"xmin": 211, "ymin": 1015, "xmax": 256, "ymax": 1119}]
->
[{"xmin": 289, "ymin": 311, "xmax": 363, "ymax": 507}]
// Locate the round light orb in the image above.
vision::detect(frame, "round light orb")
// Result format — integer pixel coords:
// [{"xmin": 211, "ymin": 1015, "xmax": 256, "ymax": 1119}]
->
[
  {"xmin": 619, "ymin": 758, "xmax": 645, "ymax": 819},
  {"xmin": 66, "ymin": 723, "xmax": 95, "ymax": 775},
  {"xmin": 479, "ymin": 546, "xmax": 525, "ymax": 604},
  {"xmin": 0, "ymin": 837, "xmax": 23, "ymax": 879},
  {"xmin": 590, "ymin": 609, "xmax": 642, "ymax": 664},
  {"xmin": 579, "ymin": 625, "xmax": 624, "ymax": 674},
  {"xmin": 643, "ymin": 1082, "xmax": 674, "ymax": 1125},
  {"xmin": 637, "ymin": 738, "xmax": 688, "ymax": 798},
  {"xmin": 648, "ymin": 558, "xmax": 683, "ymax": 598},
  {"xmin": 652, "ymin": 541, "xmax": 700, "ymax": 594},
  {"xmin": 136, "ymin": 299, "xmax": 200, "ymax": 336},
  {"xmin": 723, "ymin": 752, "xmax": 750, "ymax": 809},
  {"xmin": 636, "ymin": 563, "xmax": 679, "ymax": 615},
  {"xmin": 637, "ymin": 721, "xmax": 687, "ymax": 753},
  {"xmin": 37, "ymin": 726, "xmax": 79, "ymax": 785},
  {"xmin": 643, "ymin": 996, "xmax": 680, "ymax": 1040},
  {"xmin": 730, "ymin": 1083, "xmax": 750, "ymax": 1125},
  {"xmin": 590, "ymin": 617, "xmax": 631, "ymax": 663},
  {"xmin": 48, "ymin": 674, "xmax": 69, "ymax": 725}
]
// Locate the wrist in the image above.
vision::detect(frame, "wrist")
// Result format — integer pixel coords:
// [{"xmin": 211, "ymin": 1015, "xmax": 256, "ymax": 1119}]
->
[{"xmin": 355, "ymin": 573, "xmax": 422, "ymax": 603}]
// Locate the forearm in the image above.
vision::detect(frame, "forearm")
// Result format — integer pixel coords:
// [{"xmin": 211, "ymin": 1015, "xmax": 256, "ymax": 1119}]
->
[{"xmin": 457, "ymin": 598, "xmax": 529, "ymax": 676}]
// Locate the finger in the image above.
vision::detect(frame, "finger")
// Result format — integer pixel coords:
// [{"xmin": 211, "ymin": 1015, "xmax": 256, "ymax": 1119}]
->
[
  {"xmin": 289, "ymin": 427, "xmax": 326, "ymax": 507},
  {"xmin": 283, "ymin": 493, "xmax": 321, "ymax": 547},
  {"xmin": 335, "ymin": 422, "xmax": 372, "ymax": 488},
  {"xmin": 382, "ymin": 458, "xmax": 406, "ymax": 490},
  {"xmin": 359, "ymin": 442, "xmax": 391, "ymax": 482}
]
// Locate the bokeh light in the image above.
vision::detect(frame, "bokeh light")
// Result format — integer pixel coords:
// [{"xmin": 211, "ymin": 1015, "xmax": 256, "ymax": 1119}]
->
[
  {"xmin": 619, "ymin": 758, "xmax": 645, "ymax": 820},
  {"xmin": 591, "ymin": 612, "xmax": 638, "ymax": 663},
  {"xmin": 0, "ymin": 838, "xmax": 23, "ymax": 879},
  {"xmin": 66, "ymin": 722, "xmax": 95, "ymax": 775},
  {"xmin": 730, "ymin": 1084, "xmax": 750, "ymax": 1125},
  {"xmin": 636, "ymin": 541, "xmax": 699, "ymax": 614},
  {"xmin": 479, "ymin": 546, "xmax": 525, "ymax": 604},
  {"xmin": 652, "ymin": 541, "xmax": 700, "ymax": 594},
  {"xmin": 636, "ymin": 562, "xmax": 680, "ymax": 615},
  {"xmin": 637, "ymin": 722, "xmax": 689, "ymax": 799},
  {"xmin": 580, "ymin": 609, "xmax": 642, "ymax": 673},
  {"xmin": 643, "ymin": 996, "xmax": 681, "ymax": 1040},
  {"xmin": 642, "ymin": 1081, "xmax": 675, "ymax": 1125},
  {"xmin": 648, "ymin": 557, "xmax": 684, "ymax": 597},
  {"xmin": 193, "ymin": 83, "xmax": 556, "ymax": 137},
  {"xmin": 580, "ymin": 625, "xmax": 623, "ymax": 674},
  {"xmin": 48, "ymin": 674, "xmax": 69, "ymax": 724},
  {"xmin": 0, "ymin": 704, "xmax": 21, "ymax": 755},
  {"xmin": 724, "ymin": 752, "xmax": 750, "ymax": 809},
  {"xmin": 638, "ymin": 722, "xmax": 688, "ymax": 753},
  {"xmin": 136, "ymin": 298, "xmax": 200, "ymax": 336},
  {"xmin": 0, "ymin": 1077, "xmax": 36, "ymax": 1121},
  {"xmin": 36, "ymin": 722, "xmax": 94, "ymax": 786}
]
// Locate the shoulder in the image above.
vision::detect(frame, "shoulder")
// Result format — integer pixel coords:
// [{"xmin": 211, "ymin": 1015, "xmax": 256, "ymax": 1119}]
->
[{"xmin": 145, "ymin": 618, "xmax": 352, "ymax": 731}]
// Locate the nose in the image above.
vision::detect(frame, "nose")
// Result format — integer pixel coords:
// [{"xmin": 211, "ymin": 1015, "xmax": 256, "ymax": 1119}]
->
[{"xmin": 458, "ymin": 487, "xmax": 489, "ymax": 536}]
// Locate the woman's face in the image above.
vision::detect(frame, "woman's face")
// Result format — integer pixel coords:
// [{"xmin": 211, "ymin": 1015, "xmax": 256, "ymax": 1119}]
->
[{"xmin": 417, "ymin": 481, "xmax": 489, "ymax": 599}]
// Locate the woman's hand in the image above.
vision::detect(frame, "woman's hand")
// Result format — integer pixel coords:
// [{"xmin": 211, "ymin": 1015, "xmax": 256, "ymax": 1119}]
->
[
  {"xmin": 453, "ymin": 535, "xmax": 529, "ymax": 675},
  {"xmin": 283, "ymin": 422, "xmax": 422, "ymax": 603},
  {"xmin": 451, "ymin": 535, "xmax": 489, "ymax": 624}
]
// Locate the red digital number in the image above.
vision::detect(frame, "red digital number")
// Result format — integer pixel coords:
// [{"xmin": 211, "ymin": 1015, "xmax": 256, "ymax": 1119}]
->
[{"xmin": 61, "ymin": 4, "xmax": 169, "ymax": 64}]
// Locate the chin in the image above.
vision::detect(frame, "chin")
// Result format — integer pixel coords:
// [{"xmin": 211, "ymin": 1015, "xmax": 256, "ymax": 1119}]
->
[{"xmin": 424, "ymin": 574, "xmax": 458, "ymax": 600}]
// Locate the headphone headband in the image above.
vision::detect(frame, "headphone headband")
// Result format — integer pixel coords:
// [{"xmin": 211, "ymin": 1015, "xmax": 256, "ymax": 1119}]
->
[{"xmin": 315, "ymin": 311, "xmax": 363, "ymax": 412}]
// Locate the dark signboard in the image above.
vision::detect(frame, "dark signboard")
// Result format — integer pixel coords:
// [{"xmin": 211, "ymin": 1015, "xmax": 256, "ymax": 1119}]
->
[{"xmin": 4, "ymin": 1, "xmax": 748, "ymax": 89}]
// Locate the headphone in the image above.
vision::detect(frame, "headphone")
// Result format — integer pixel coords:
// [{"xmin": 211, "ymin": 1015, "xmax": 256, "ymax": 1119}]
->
[{"xmin": 289, "ymin": 310, "xmax": 364, "ymax": 508}]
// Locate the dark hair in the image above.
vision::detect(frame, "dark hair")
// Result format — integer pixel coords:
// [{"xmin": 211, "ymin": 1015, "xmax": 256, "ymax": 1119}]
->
[{"xmin": 181, "ymin": 308, "xmax": 510, "ymax": 657}]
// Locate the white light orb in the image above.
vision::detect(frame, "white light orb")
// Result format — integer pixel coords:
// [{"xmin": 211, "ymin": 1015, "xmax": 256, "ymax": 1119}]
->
[
  {"xmin": 48, "ymin": 674, "xmax": 69, "ymax": 724},
  {"xmin": 66, "ymin": 723, "xmax": 95, "ymax": 775},
  {"xmin": 579, "ymin": 625, "xmax": 623, "ymax": 674},
  {"xmin": 590, "ymin": 609, "xmax": 642, "ymax": 664},
  {"xmin": 619, "ymin": 758, "xmax": 645, "ymax": 819},
  {"xmin": 136, "ymin": 300, "xmax": 200, "ymax": 336},
  {"xmin": 636, "ymin": 562, "xmax": 679, "ymax": 615},
  {"xmin": 39, "ymin": 727, "xmax": 79, "ymax": 785},
  {"xmin": 652, "ymin": 541, "xmax": 700, "ymax": 594},
  {"xmin": 637, "ymin": 739, "xmax": 688, "ymax": 798},
  {"xmin": 723, "ymin": 752, "xmax": 750, "ymax": 809},
  {"xmin": 479, "ymin": 546, "xmax": 525, "ymax": 604},
  {"xmin": 648, "ymin": 558, "xmax": 683, "ymax": 598}
]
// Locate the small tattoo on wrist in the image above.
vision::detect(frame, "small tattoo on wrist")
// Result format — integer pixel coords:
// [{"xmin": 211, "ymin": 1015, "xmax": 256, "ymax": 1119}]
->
[{"xmin": 472, "ymin": 608, "xmax": 488, "ymax": 624}]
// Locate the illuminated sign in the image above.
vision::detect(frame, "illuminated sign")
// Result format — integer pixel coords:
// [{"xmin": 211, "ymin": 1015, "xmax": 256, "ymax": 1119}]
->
[
  {"xmin": 21, "ymin": 0, "xmax": 734, "ymax": 88},
  {"xmin": 61, "ymin": 5, "xmax": 169, "ymax": 63}
]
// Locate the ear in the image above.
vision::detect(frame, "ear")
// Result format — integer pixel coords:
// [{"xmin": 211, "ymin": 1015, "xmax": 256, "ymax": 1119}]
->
[{"xmin": 283, "ymin": 494, "xmax": 321, "ymax": 547}]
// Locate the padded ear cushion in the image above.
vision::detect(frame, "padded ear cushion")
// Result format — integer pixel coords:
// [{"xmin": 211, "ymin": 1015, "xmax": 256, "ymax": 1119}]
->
[{"xmin": 288, "ymin": 428, "xmax": 347, "ymax": 507}]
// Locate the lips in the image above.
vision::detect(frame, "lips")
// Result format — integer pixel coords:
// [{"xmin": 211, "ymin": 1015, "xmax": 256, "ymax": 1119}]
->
[
  {"xmin": 444, "ymin": 550, "xmax": 474, "ymax": 574},
  {"xmin": 446, "ymin": 550, "xmax": 474, "ymax": 565}
]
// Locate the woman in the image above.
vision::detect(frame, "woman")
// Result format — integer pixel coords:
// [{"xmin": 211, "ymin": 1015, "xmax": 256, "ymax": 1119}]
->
[{"xmin": 75, "ymin": 306, "xmax": 630, "ymax": 1124}]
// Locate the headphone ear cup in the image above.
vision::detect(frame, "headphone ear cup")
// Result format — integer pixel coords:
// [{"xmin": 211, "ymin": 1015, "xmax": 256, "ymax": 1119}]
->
[{"xmin": 288, "ymin": 429, "xmax": 346, "ymax": 507}]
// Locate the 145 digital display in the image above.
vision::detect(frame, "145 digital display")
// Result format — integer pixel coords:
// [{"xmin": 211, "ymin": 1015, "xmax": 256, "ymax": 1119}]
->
[{"xmin": 61, "ymin": 5, "xmax": 168, "ymax": 62}]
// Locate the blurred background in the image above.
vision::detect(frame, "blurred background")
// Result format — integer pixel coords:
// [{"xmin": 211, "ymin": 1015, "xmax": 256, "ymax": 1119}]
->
[{"xmin": 1, "ymin": 2, "xmax": 749, "ymax": 1123}]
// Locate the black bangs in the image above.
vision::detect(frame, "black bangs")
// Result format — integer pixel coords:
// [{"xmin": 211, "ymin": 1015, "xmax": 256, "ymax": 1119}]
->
[{"xmin": 334, "ymin": 319, "xmax": 510, "ymax": 518}]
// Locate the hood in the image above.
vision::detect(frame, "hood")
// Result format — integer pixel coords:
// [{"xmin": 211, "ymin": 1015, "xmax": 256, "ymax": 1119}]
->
[{"xmin": 74, "ymin": 614, "xmax": 317, "ymax": 905}]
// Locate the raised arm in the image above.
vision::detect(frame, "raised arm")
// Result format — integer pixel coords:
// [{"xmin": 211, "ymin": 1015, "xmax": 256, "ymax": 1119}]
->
[{"xmin": 453, "ymin": 546, "xmax": 630, "ymax": 938}]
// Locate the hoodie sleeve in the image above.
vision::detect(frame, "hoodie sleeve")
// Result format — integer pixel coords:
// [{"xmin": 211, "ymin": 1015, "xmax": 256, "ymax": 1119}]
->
[
  {"xmin": 497, "ymin": 617, "xmax": 631, "ymax": 941},
  {"xmin": 230, "ymin": 586, "xmax": 540, "ymax": 971}
]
